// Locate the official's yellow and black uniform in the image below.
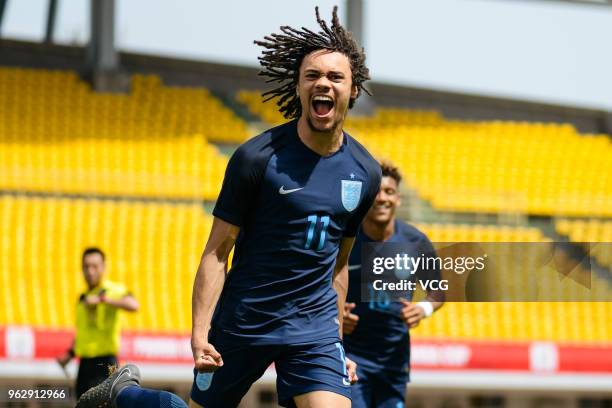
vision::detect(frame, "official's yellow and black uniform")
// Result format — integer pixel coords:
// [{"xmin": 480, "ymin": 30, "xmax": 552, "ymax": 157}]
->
[{"xmin": 74, "ymin": 280, "xmax": 129, "ymax": 398}]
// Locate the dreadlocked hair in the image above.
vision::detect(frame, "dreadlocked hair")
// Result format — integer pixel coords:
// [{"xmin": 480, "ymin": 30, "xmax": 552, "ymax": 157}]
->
[{"xmin": 254, "ymin": 6, "xmax": 371, "ymax": 119}]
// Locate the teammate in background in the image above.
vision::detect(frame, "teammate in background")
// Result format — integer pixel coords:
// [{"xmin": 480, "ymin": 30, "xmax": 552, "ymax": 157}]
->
[
  {"xmin": 56, "ymin": 247, "xmax": 139, "ymax": 399},
  {"xmin": 77, "ymin": 7, "xmax": 381, "ymax": 408},
  {"xmin": 343, "ymin": 161, "xmax": 444, "ymax": 408}
]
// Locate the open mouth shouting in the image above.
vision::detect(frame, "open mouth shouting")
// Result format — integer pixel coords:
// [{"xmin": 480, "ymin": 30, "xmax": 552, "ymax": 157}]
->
[{"xmin": 311, "ymin": 95, "xmax": 335, "ymax": 118}]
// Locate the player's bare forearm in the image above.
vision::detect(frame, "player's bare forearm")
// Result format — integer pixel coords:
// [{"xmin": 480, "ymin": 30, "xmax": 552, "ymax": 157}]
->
[
  {"xmin": 192, "ymin": 217, "xmax": 239, "ymax": 340},
  {"xmin": 192, "ymin": 253, "xmax": 226, "ymax": 337},
  {"xmin": 333, "ymin": 263, "xmax": 349, "ymax": 338},
  {"xmin": 333, "ymin": 237, "xmax": 355, "ymax": 339}
]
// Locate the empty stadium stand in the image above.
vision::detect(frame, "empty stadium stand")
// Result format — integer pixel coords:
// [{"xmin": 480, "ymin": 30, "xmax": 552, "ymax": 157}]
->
[
  {"xmin": 354, "ymin": 123, "xmax": 610, "ymax": 217},
  {"xmin": 0, "ymin": 67, "xmax": 246, "ymax": 199}
]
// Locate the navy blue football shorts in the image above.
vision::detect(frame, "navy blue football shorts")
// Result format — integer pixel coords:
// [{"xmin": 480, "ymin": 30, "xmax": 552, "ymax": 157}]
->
[
  {"xmin": 190, "ymin": 339, "xmax": 351, "ymax": 408},
  {"xmin": 348, "ymin": 353, "xmax": 408, "ymax": 408}
]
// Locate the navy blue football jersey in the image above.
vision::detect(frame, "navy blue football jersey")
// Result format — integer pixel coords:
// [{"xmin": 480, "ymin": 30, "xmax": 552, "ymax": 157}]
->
[
  {"xmin": 344, "ymin": 220, "xmax": 439, "ymax": 374},
  {"xmin": 210, "ymin": 120, "xmax": 381, "ymax": 346}
]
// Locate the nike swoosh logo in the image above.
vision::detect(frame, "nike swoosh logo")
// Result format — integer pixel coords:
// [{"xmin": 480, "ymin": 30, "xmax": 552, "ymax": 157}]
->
[
  {"xmin": 110, "ymin": 367, "xmax": 131, "ymax": 395},
  {"xmin": 279, "ymin": 186, "xmax": 304, "ymax": 195},
  {"xmin": 342, "ymin": 378, "xmax": 352, "ymax": 386}
]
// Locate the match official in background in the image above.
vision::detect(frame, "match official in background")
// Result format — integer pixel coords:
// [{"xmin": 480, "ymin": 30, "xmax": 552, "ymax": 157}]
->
[
  {"xmin": 343, "ymin": 161, "xmax": 444, "ymax": 408},
  {"xmin": 57, "ymin": 247, "xmax": 139, "ymax": 399}
]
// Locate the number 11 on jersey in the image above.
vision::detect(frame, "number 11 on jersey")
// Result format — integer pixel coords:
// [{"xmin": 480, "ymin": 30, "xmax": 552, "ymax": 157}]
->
[{"xmin": 305, "ymin": 215, "xmax": 330, "ymax": 250}]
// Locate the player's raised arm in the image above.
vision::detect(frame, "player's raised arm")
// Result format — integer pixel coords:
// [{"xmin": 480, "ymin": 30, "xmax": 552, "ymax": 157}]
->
[{"xmin": 191, "ymin": 217, "xmax": 239, "ymax": 372}]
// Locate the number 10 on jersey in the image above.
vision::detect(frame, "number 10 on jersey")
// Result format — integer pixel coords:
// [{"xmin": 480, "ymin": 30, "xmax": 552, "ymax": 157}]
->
[{"xmin": 305, "ymin": 215, "xmax": 330, "ymax": 250}]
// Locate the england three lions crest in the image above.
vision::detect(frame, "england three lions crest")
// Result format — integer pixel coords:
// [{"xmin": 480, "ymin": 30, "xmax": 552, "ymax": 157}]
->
[{"xmin": 341, "ymin": 180, "xmax": 362, "ymax": 212}]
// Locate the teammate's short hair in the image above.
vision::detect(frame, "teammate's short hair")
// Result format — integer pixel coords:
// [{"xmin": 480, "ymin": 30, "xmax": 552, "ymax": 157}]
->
[
  {"xmin": 82, "ymin": 247, "xmax": 105, "ymax": 263},
  {"xmin": 255, "ymin": 6, "xmax": 370, "ymax": 119},
  {"xmin": 380, "ymin": 160, "xmax": 402, "ymax": 186}
]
